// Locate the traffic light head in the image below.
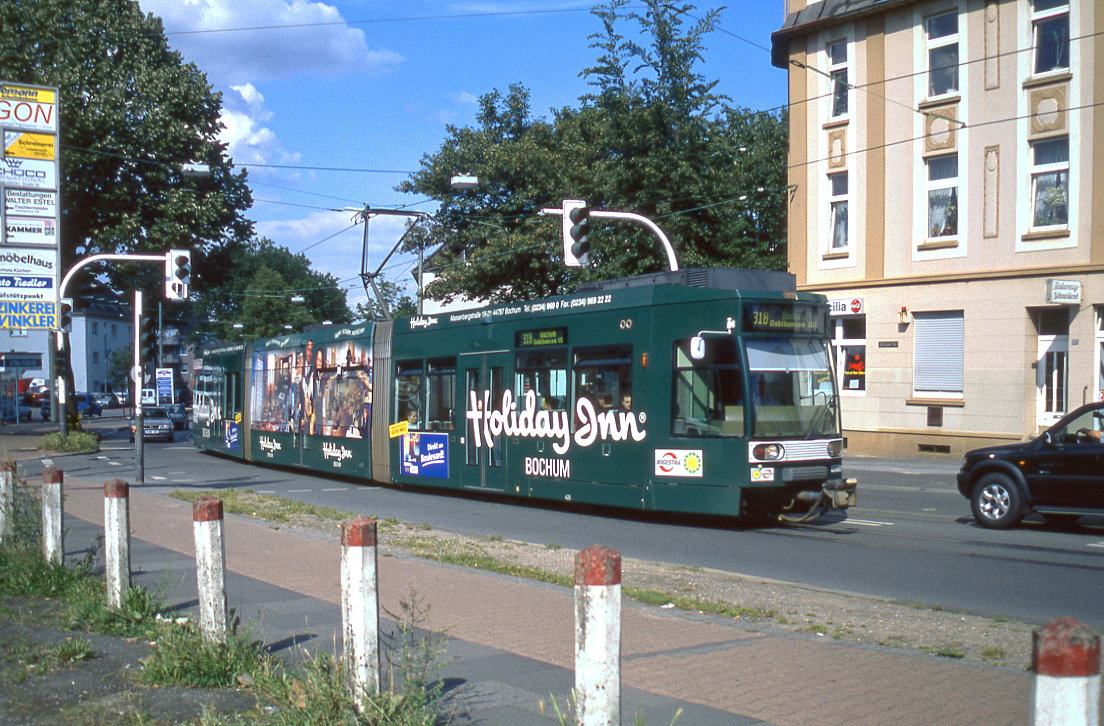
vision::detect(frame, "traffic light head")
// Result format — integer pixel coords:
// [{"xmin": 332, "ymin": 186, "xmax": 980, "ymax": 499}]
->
[
  {"xmin": 140, "ymin": 315, "xmax": 158, "ymax": 367},
  {"xmin": 165, "ymin": 249, "xmax": 191, "ymax": 300},
  {"xmin": 57, "ymin": 298, "xmax": 73, "ymax": 332},
  {"xmin": 561, "ymin": 200, "xmax": 591, "ymax": 267}
]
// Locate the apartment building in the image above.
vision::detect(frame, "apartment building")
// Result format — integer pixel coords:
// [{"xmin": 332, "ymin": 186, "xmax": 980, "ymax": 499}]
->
[{"xmin": 771, "ymin": 0, "xmax": 1102, "ymax": 456}]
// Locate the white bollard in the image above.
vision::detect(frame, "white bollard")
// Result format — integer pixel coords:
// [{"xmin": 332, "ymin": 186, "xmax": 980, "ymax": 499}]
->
[
  {"xmin": 1031, "ymin": 617, "xmax": 1101, "ymax": 726},
  {"xmin": 574, "ymin": 545, "xmax": 621, "ymax": 726},
  {"xmin": 41, "ymin": 465, "xmax": 63, "ymax": 564},
  {"xmin": 0, "ymin": 460, "xmax": 14, "ymax": 543},
  {"xmin": 341, "ymin": 516, "xmax": 380, "ymax": 710},
  {"xmin": 103, "ymin": 479, "xmax": 131, "ymax": 609},
  {"xmin": 192, "ymin": 496, "xmax": 227, "ymax": 643}
]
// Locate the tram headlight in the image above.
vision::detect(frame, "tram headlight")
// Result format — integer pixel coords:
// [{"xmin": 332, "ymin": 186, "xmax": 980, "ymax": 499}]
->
[
  {"xmin": 827, "ymin": 439, "xmax": 843, "ymax": 458},
  {"xmin": 753, "ymin": 443, "xmax": 784, "ymax": 461}
]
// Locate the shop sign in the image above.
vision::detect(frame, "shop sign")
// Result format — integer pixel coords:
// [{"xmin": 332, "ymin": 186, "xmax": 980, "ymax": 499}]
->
[
  {"xmin": 1046, "ymin": 279, "xmax": 1081, "ymax": 305},
  {"xmin": 829, "ymin": 298, "xmax": 864, "ymax": 316}
]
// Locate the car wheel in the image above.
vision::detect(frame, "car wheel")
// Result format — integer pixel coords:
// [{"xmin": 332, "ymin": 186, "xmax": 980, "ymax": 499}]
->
[{"xmin": 970, "ymin": 473, "xmax": 1023, "ymax": 529}]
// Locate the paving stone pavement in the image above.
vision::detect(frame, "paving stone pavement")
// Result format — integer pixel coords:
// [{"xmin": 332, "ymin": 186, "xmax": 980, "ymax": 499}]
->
[{"xmin": 0, "ymin": 428, "xmax": 1054, "ymax": 724}]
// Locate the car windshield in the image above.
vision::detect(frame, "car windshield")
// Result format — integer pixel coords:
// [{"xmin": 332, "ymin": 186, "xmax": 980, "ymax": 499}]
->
[
  {"xmin": 1049, "ymin": 407, "xmax": 1104, "ymax": 444},
  {"xmin": 146, "ymin": 408, "xmax": 169, "ymax": 419}
]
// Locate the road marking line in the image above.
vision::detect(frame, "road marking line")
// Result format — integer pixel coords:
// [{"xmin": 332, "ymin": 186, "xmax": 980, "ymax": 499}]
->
[
  {"xmin": 151, "ymin": 476, "xmax": 167, "ymax": 481},
  {"xmin": 287, "ymin": 489, "xmax": 311, "ymax": 493},
  {"xmin": 1088, "ymin": 542, "xmax": 1104, "ymax": 549},
  {"xmin": 846, "ymin": 519, "xmax": 893, "ymax": 527},
  {"xmin": 108, "ymin": 461, "xmax": 122, "ymax": 466},
  {"xmin": 921, "ymin": 508, "xmax": 936, "ymax": 511},
  {"xmin": 256, "ymin": 490, "xmax": 276, "ymax": 494},
  {"xmin": 322, "ymin": 487, "xmax": 347, "ymax": 492}
]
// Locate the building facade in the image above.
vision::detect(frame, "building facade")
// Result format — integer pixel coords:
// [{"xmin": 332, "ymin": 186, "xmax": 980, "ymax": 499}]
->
[{"xmin": 772, "ymin": 0, "xmax": 1102, "ymax": 456}]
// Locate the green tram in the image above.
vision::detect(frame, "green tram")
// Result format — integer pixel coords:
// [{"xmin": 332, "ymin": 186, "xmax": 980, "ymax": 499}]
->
[{"xmin": 192, "ymin": 269, "xmax": 856, "ymax": 522}]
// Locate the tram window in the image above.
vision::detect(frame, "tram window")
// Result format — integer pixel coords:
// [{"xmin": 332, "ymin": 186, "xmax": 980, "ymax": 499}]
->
[
  {"xmin": 395, "ymin": 359, "xmax": 423, "ymax": 428},
  {"xmin": 515, "ymin": 348, "xmax": 568, "ymax": 411},
  {"xmin": 672, "ymin": 338, "xmax": 744, "ymax": 437},
  {"xmin": 573, "ymin": 345, "xmax": 633, "ymax": 417},
  {"xmin": 426, "ymin": 358, "xmax": 456, "ymax": 431}
]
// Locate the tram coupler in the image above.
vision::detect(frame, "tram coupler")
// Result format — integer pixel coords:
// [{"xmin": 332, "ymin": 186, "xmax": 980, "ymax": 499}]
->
[{"xmin": 777, "ymin": 477, "xmax": 858, "ymax": 524}]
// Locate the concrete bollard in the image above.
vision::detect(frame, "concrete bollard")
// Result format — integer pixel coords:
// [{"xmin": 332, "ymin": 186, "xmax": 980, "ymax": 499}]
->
[
  {"xmin": 341, "ymin": 516, "xmax": 380, "ymax": 710},
  {"xmin": 574, "ymin": 545, "xmax": 621, "ymax": 726},
  {"xmin": 0, "ymin": 460, "xmax": 14, "ymax": 543},
  {"xmin": 41, "ymin": 465, "xmax": 63, "ymax": 564},
  {"xmin": 1031, "ymin": 617, "xmax": 1101, "ymax": 726},
  {"xmin": 103, "ymin": 479, "xmax": 131, "ymax": 609},
  {"xmin": 192, "ymin": 496, "xmax": 227, "ymax": 643}
]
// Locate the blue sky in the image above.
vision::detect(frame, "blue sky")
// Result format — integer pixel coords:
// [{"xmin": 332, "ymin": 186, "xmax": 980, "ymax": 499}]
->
[{"xmin": 138, "ymin": 0, "xmax": 791, "ymax": 310}]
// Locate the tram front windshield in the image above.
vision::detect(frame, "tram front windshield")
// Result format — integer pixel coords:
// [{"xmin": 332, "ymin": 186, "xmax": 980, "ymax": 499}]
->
[{"xmin": 745, "ymin": 337, "xmax": 839, "ymax": 438}]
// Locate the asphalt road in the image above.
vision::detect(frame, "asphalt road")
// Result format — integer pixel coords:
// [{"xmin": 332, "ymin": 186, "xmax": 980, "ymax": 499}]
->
[{"xmin": 37, "ymin": 422, "xmax": 1104, "ymax": 631}]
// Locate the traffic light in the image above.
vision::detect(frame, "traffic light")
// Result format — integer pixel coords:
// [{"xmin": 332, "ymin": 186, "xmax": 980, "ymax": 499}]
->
[
  {"xmin": 140, "ymin": 315, "xmax": 158, "ymax": 369},
  {"xmin": 562, "ymin": 199, "xmax": 591, "ymax": 267},
  {"xmin": 57, "ymin": 298, "xmax": 73, "ymax": 332},
  {"xmin": 165, "ymin": 249, "xmax": 191, "ymax": 300}
]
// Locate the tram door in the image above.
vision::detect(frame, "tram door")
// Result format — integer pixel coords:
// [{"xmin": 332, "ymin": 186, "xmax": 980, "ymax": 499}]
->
[{"xmin": 459, "ymin": 352, "xmax": 508, "ymax": 491}]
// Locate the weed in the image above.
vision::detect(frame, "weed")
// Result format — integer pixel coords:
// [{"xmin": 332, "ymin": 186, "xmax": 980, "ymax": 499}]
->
[
  {"xmin": 624, "ymin": 587, "xmax": 777, "ymax": 620},
  {"xmin": 141, "ymin": 615, "xmax": 268, "ymax": 689},
  {"xmin": 546, "ymin": 543, "xmax": 563, "ymax": 550},
  {"xmin": 3, "ymin": 635, "xmax": 95, "ymax": 681},
  {"xmin": 797, "ymin": 623, "xmax": 828, "ymax": 635},
  {"xmin": 169, "ymin": 489, "xmax": 351, "ymax": 527},
  {"xmin": 980, "ymin": 646, "xmax": 1006, "ymax": 663},
  {"xmin": 920, "ymin": 643, "xmax": 966, "ymax": 659},
  {"xmin": 541, "ymin": 693, "xmax": 683, "ymax": 725}
]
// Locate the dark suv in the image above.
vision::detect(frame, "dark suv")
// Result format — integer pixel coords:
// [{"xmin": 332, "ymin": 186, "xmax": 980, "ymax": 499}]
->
[{"xmin": 958, "ymin": 402, "xmax": 1104, "ymax": 529}]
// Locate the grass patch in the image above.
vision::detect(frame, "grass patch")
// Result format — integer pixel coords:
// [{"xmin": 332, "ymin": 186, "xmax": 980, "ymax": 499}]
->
[
  {"xmin": 625, "ymin": 587, "xmax": 777, "ymax": 620},
  {"xmin": 141, "ymin": 616, "xmax": 268, "ymax": 689},
  {"xmin": 920, "ymin": 643, "xmax": 967, "ymax": 659},
  {"xmin": 38, "ymin": 430, "xmax": 99, "ymax": 453},
  {"xmin": 980, "ymin": 646, "xmax": 1007, "ymax": 663},
  {"xmin": 398, "ymin": 534, "xmax": 572, "ymax": 587},
  {"xmin": 170, "ymin": 489, "xmax": 364, "ymax": 529},
  {"xmin": 2, "ymin": 635, "xmax": 95, "ymax": 682}
]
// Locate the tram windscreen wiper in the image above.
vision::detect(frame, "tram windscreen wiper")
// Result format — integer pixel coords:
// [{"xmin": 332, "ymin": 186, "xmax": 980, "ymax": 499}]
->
[{"xmin": 805, "ymin": 401, "xmax": 833, "ymax": 439}]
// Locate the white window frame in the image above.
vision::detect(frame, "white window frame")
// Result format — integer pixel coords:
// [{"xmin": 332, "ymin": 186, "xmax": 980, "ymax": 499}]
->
[
  {"xmin": 832, "ymin": 314, "xmax": 866, "ymax": 396},
  {"xmin": 925, "ymin": 153, "xmax": 958, "ymax": 240},
  {"xmin": 913, "ymin": 311, "xmax": 964, "ymax": 399},
  {"xmin": 1031, "ymin": 0, "xmax": 1070, "ymax": 76},
  {"xmin": 828, "ymin": 172, "xmax": 849, "ymax": 252},
  {"xmin": 1029, "ymin": 136, "xmax": 1069, "ymax": 231},
  {"xmin": 925, "ymin": 10, "xmax": 959, "ymax": 98},
  {"xmin": 826, "ymin": 39, "xmax": 849, "ymax": 119}
]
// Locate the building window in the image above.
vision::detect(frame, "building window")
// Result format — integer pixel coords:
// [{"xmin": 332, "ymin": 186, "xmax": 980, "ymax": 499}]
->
[
  {"xmin": 828, "ymin": 172, "xmax": 849, "ymax": 250},
  {"xmin": 913, "ymin": 311, "xmax": 964, "ymax": 398},
  {"xmin": 1032, "ymin": 0, "xmax": 1069, "ymax": 74},
  {"xmin": 9, "ymin": 328, "xmax": 27, "ymax": 338},
  {"xmin": 832, "ymin": 315, "xmax": 866, "ymax": 393},
  {"xmin": 1030, "ymin": 136, "xmax": 1069, "ymax": 229},
  {"xmin": 92, "ymin": 351, "xmax": 99, "ymax": 364},
  {"xmin": 926, "ymin": 154, "xmax": 958, "ymax": 238},
  {"xmin": 92, "ymin": 321, "xmax": 99, "ymax": 335},
  {"xmin": 827, "ymin": 40, "xmax": 848, "ymax": 118},
  {"xmin": 925, "ymin": 11, "xmax": 959, "ymax": 97}
]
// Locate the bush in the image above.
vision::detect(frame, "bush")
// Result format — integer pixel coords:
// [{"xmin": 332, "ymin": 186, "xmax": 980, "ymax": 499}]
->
[{"xmin": 38, "ymin": 430, "xmax": 99, "ymax": 453}]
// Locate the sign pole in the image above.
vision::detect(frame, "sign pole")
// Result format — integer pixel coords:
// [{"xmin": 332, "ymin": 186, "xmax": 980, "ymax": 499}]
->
[{"xmin": 133, "ymin": 290, "xmax": 144, "ymax": 484}]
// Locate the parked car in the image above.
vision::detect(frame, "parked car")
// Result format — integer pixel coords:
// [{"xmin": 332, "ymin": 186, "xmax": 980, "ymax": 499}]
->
[
  {"xmin": 129, "ymin": 406, "xmax": 175, "ymax": 442},
  {"xmin": 164, "ymin": 403, "xmax": 188, "ymax": 430},
  {"xmin": 74, "ymin": 393, "xmax": 102, "ymax": 417},
  {"xmin": 958, "ymin": 402, "xmax": 1104, "ymax": 529},
  {"xmin": 93, "ymin": 392, "xmax": 121, "ymax": 409}
]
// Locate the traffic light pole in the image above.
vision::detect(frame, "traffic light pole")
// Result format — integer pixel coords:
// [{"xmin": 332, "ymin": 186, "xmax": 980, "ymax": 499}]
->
[
  {"xmin": 541, "ymin": 204, "xmax": 680, "ymax": 272},
  {"xmin": 53, "ymin": 251, "xmax": 186, "ymax": 440},
  {"xmin": 134, "ymin": 290, "xmax": 144, "ymax": 484}
]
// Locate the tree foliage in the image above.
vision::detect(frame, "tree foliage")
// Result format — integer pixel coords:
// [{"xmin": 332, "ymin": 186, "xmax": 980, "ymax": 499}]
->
[
  {"xmin": 195, "ymin": 238, "xmax": 352, "ymax": 341},
  {"xmin": 398, "ymin": 0, "xmax": 788, "ymax": 304},
  {"xmin": 0, "ymin": 0, "xmax": 253, "ymax": 296}
]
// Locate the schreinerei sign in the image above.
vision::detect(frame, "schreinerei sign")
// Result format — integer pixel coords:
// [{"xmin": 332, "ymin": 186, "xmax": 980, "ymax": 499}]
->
[
  {"xmin": 1046, "ymin": 279, "xmax": 1081, "ymax": 305},
  {"xmin": 4, "ymin": 130, "xmax": 55, "ymax": 161}
]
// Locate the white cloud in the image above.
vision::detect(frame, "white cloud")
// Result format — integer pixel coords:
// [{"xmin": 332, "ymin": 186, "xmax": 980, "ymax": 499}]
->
[
  {"xmin": 218, "ymin": 84, "xmax": 300, "ymax": 168},
  {"xmin": 140, "ymin": 0, "xmax": 404, "ymax": 84},
  {"xmin": 455, "ymin": 90, "xmax": 478, "ymax": 105}
]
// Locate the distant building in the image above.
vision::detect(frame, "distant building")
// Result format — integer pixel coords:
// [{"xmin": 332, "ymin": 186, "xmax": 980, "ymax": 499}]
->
[
  {"xmin": 70, "ymin": 301, "xmax": 133, "ymax": 394},
  {"xmin": 773, "ymin": 0, "xmax": 1096, "ymax": 456}
]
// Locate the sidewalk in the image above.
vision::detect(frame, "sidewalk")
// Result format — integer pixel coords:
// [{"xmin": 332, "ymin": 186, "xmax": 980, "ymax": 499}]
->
[{"xmin": 7, "ymin": 435, "xmax": 1037, "ymax": 724}]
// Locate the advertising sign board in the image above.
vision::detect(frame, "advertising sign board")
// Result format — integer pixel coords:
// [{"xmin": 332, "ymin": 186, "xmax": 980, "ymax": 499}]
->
[
  {"xmin": 0, "ymin": 247, "xmax": 57, "ymax": 308},
  {"xmin": 5, "ymin": 215, "xmax": 55, "ymax": 246},
  {"xmin": 0, "ymin": 157, "xmax": 56, "ymax": 190},
  {"xmin": 4, "ymin": 131, "xmax": 55, "ymax": 161},
  {"xmin": 5, "ymin": 188, "xmax": 55, "ymax": 217},
  {"xmin": 0, "ymin": 84, "xmax": 57, "ymax": 133},
  {"xmin": 156, "ymin": 368, "xmax": 174, "ymax": 403}
]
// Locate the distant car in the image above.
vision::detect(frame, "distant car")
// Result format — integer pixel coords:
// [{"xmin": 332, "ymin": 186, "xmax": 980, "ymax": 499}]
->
[
  {"xmin": 164, "ymin": 403, "xmax": 188, "ymax": 430},
  {"xmin": 74, "ymin": 394, "xmax": 102, "ymax": 418},
  {"xmin": 958, "ymin": 402, "xmax": 1104, "ymax": 529},
  {"xmin": 93, "ymin": 392, "xmax": 121, "ymax": 409},
  {"xmin": 129, "ymin": 406, "xmax": 174, "ymax": 442}
]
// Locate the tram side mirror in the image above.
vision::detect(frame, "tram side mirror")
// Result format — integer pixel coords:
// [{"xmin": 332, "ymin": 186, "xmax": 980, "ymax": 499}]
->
[{"xmin": 690, "ymin": 336, "xmax": 706, "ymax": 360}]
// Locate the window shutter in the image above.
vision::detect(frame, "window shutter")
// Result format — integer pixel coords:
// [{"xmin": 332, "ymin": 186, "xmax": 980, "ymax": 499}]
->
[{"xmin": 914, "ymin": 311, "xmax": 964, "ymax": 394}]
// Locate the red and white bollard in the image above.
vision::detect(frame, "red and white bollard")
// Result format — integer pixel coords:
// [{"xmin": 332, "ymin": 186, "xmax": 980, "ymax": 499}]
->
[
  {"xmin": 574, "ymin": 545, "xmax": 622, "ymax": 726},
  {"xmin": 0, "ymin": 460, "xmax": 15, "ymax": 543},
  {"xmin": 103, "ymin": 479, "xmax": 131, "ymax": 609},
  {"xmin": 1031, "ymin": 616, "xmax": 1101, "ymax": 726},
  {"xmin": 41, "ymin": 465, "xmax": 63, "ymax": 564},
  {"xmin": 192, "ymin": 496, "xmax": 227, "ymax": 643},
  {"xmin": 341, "ymin": 516, "xmax": 380, "ymax": 710}
]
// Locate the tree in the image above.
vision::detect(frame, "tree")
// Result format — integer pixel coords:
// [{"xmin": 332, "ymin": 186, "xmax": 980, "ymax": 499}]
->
[
  {"xmin": 194, "ymin": 238, "xmax": 352, "ymax": 341},
  {"xmin": 0, "ymin": 0, "xmax": 253, "ymax": 296},
  {"xmin": 106, "ymin": 344, "xmax": 133, "ymax": 394},
  {"xmin": 397, "ymin": 0, "xmax": 788, "ymax": 304}
]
